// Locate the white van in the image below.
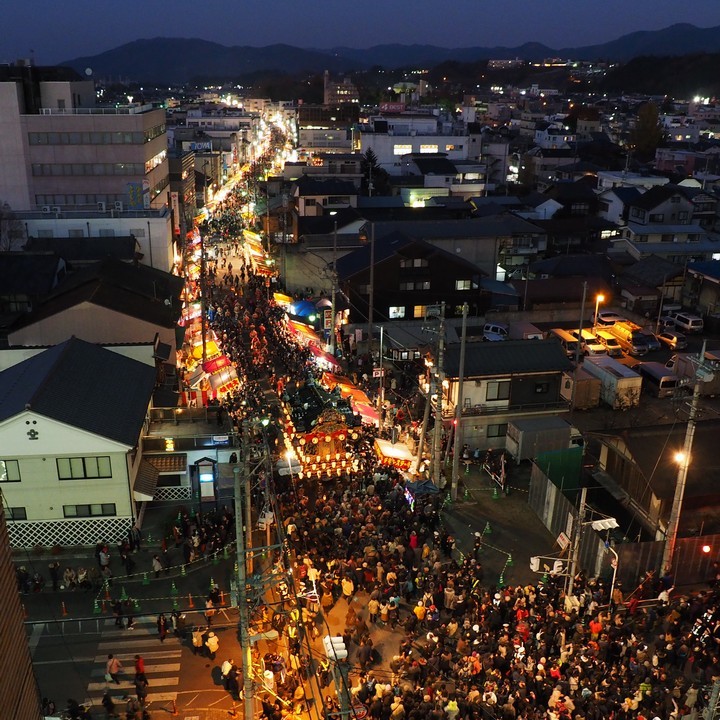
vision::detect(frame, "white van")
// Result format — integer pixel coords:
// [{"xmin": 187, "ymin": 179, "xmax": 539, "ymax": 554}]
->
[
  {"xmin": 671, "ymin": 312, "xmax": 704, "ymax": 334},
  {"xmin": 483, "ymin": 322, "xmax": 509, "ymax": 341},
  {"xmin": 548, "ymin": 328, "xmax": 582, "ymax": 359},
  {"xmin": 573, "ymin": 329, "xmax": 607, "ymax": 356},
  {"xmin": 596, "ymin": 330, "xmax": 623, "ymax": 358}
]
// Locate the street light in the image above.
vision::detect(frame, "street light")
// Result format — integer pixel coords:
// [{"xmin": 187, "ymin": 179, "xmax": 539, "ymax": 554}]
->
[
  {"xmin": 592, "ymin": 293, "xmax": 605, "ymax": 334},
  {"xmin": 329, "ymin": 213, "xmax": 338, "ymax": 358}
]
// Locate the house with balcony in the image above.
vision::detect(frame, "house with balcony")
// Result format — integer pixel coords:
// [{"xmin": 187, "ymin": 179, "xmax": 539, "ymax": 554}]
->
[
  {"xmin": 617, "ymin": 184, "xmax": 718, "ymax": 262},
  {"xmin": 398, "ymin": 154, "xmax": 487, "ymax": 199},
  {"xmin": 443, "ymin": 340, "xmax": 572, "ymax": 450},
  {"xmin": 0, "ymin": 337, "xmax": 156, "ymax": 548},
  {"xmin": 293, "ymin": 176, "xmax": 358, "ymax": 217}
]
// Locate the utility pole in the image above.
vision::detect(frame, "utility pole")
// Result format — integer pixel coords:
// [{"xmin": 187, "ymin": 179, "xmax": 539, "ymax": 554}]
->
[
  {"xmin": 567, "ymin": 486, "xmax": 587, "ymax": 598},
  {"xmin": 569, "ymin": 281, "xmax": 588, "ymax": 415},
  {"xmin": 200, "ymin": 232, "xmax": 207, "ymax": 363},
  {"xmin": 233, "ymin": 460, "xmax": 254, "ymax": 720},
  {"xmin": 451, "ymin": 302, "xmax": 469, "ymax": 501},
  {"xmin": 431, "ymin": 302, "xmax": 446, "ymax": 487},
  {"xmin": 330, "ymin": 219, "xmax": 338, "ymax": 357},
  {"xmin": 412, "ymin": 389, "xmax": 432, "ymax": 477},
  {"xmin": 662, "ymin": 341, "xmax": 709, "ymax": 573},
  {"xmin": 367, "ymin": 224, "xmax": 375, "ymax": 360},
  {"xmin": 378, "ymin": 325, "xmax": 385, "ymax": 408}
]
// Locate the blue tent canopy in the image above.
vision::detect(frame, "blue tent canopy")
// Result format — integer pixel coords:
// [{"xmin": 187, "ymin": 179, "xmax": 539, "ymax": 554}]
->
[
  {"xmin": 289, "ymin": 300, "xmax": 317, "ymax": 317},
  {"xmin": 405, "ymin": 478, "xmax": 440, "ymax": 495}
]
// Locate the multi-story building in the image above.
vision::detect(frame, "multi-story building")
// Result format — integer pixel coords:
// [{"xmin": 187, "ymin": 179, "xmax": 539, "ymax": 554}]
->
[
  {"xmin": 323, "ymin": 72, "xmax": 360, "ymax": 106},
  {"xmin": 0, "ymin": 61, "xmax": 175, "ymax": 270}
]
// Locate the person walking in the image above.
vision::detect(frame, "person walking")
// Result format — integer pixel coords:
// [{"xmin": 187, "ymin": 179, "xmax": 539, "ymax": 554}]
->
[
  {"xmin": 157, "ymin": 612, "xmax": 168, "ymax": 642},
  {"xmin": 134, "ymin": 673, "xmax": 148, "ymax": 706},
  {"xmin": 134, "ymin": 655, "xmax": 146, "ymax": 680},
  {"xmin": 192, "ymin": 627, "xmax": 205, "ymax": 656},
  {"xmin": 205, "ymin": 598, "xmax": 216, "ymax": 626},
  {"xmin": 221, "ymin": 658, "xmax": 234, "ymax": 691},
  {"xmin": 205, "ymin": 630, "xmax": 219, "ymax": 659},
  {"xmin": 105, "ymin": 654, "xmax": 122, "ymax": 685},
  {"xmin": 112, "ymin": 600, "xmax": 123, "ymax": 628},
  {"xmin": 152, "ymin": 555, "xmax": 163, "ymax": 579}
]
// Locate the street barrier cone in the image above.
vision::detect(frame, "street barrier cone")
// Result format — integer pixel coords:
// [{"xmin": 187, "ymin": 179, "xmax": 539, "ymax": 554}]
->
[
  {"xmin": 234, "ymin": 562, "xmax": 238, "ymax": 575},
  {"xmin": 492, "ymin": 485, "xmax": 499, "ymax": 500},
  {"xmin": 93, "ymin": 599, "xmax": 101, "ymax": 615},
  {"xmin": 542, "ymin": 571, "xmax": 548, "ymax": 584},
  {"xmin": 61, "ymin": 601, "xmax": 68, "ymax": 617},
  {"xmin": 209, "ymin": 577, "xmax": 215, "ymax": 591},
  {"xmin": 121, "ymin": 586, "xmax": 128, "ymax": 601},
  {"xmin": 133, "ymin": 598, "xmax": 141, "ymax": 611},
  {"xmin": 498, "ymin": 573, "xmax": 505, "ymax": 587},
  {"xmin": 104, "ymin": 580, "xmax": 111, "ymax": 600},
  {"xmin": 146, "ymin": 532, "xmax": 152, "ymax": 543},
  {"xmin": 483, "ymin": 521, "xmax": 492, "ymax": 535},
  {"xmin": 142, "ymin": 573, "xmax": 150, "ymax": 586},
  {"xmin": 213, "ymin": 552, "xmax": 220, "ymax": 566},
  {"xmin": 464, "ymin": 487, "xmax": 470, "ymax": 500},
  {"xmin": 172, "ymin": 597, "xmax": 179, "ymax": 610},
  {"xmin": 188, "ymin": 593, "xmax": 195, "ymax": 609},
  {"xmin": 223, "ymin": 545, "xmax": 229, "ymax": 560},
  {"xmin": 181, "ymin": 564, "xmax": 186, "ymax": 577},
  {"xmin": 219, "ymin": 590, "xmax": 225, "ymax": 606},
  {"xmin": 101, "ymin": 600, "xmax": 107, "ymax": 613},
  {"xmin": 465, "ymin": 463, "xmax": 470, "ymax": 475},
  {"xmin": 171, "ymin": 582, "xmax": 179, "ymax": 596},
  {"xmin": 171, "ymin": 699, "xmax": 179, "ymax": 716}
]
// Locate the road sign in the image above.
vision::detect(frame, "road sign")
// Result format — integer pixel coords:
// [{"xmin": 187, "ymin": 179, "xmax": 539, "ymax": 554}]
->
[
  {"xmin": 425, "ymin": 304, "xmax": 441, "ymax": 319},
  {"xmin": 556, "ymin": 532, "xmax": 570, "ymax": 550},
  {"xmin": 372, "ymin": 368, "xmax": 385, "ymax": 378}
]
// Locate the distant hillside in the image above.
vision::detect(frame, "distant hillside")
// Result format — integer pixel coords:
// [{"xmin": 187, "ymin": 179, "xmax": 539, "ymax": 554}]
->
[
  {"xmin": 62, "ymin": 38, "xmax": 362, "ymax": 84},
  {"xmin": 60, "ymin": 24, "xmax": 720, "ymax": 84}
]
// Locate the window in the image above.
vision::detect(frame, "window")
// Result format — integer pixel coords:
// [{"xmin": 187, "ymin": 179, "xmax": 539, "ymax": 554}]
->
[
  {"xmin": 0, "ymin": 459, "xmax": 21, "ymax": 482},
  {"xmin": 57, "ymin": 456, "xmax": 112, "ymax": 480},
  {"xmin": 487, "ymin": 423, "xmax": 508, "ymax": 438},
  {"xmin": 486, "ymin": 381, "xmax": 510, "ymax": 401},
  {"xmin": 420, "ymin": 144, "xmax": 438, "ymax": 153},
  {"xmin": 63, "ymin": 504, "xmax": 116, "ymax": 518},
  {"xmin": 304, "ymin": 198, "xmax": 317, "ymax": 206},
  {"xmin": 399, "ymin": 258, "xmax": 429, "ymax": 269},
  {"xmin": 388, "ymin": 306, "xmax": 406, "ymax": 319},
  {"xmin": 413, "ymin": 305, "xmax": 426, "ymax": 318},
  {"xmin": 649, "ymin": 213, "xmax": 664, "ymax": 223},
  {"xmin": 393, "ymin": 144, "xmax": 412, "ymax": 156},
  {"xmin": 535, "ymin": 382, "xmax": 550, "ymax": 394},
  {"xmin": 455, "ymin": 279, "xmax": 472, "ymax": 290},
  {"xmin": 7, "ymin": 507, "xmax": 27, "ymax": 520}
]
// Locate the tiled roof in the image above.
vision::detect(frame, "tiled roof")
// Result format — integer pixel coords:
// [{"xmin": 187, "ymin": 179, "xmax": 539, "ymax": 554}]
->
[{"xmin": 0, "ymin": 337, "xmax": 155, "ymax": 446}]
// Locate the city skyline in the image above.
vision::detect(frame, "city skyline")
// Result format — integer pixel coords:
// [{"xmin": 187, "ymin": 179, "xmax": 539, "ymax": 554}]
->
[{"xmin": 5, "ymin": 0, "xmax": 720, "ymax": 67}]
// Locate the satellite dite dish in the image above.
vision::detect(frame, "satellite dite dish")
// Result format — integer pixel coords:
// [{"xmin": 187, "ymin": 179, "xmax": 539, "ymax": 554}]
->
[{"xmin": 84, "ymin": 67, "xmax": 93, "ymax": 76}]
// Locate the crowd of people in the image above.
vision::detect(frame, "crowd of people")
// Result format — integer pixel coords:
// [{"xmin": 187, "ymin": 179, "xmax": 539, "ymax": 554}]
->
[{"xmin": 191, "ymin": 237, "xmax": 720, "ymax": 720}]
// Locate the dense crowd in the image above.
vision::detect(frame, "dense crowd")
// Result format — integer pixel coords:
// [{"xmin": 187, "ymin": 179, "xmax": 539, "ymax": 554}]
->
[{"xmin": 199, "ymin": 239, "xmax": 717, "ymax": 720}]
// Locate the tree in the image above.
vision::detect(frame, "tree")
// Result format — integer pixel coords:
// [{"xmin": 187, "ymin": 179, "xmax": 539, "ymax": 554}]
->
[
  {"xmin": 629, "ymin": 102, "xmax": 665, "ymax": 161},
  {"xmin": 0, "ymin": 202, "xmax": 26, "ymax": 252},
  {"xmin": 360, "ymin": 149, "xmax": 391, "ymax": 196}
]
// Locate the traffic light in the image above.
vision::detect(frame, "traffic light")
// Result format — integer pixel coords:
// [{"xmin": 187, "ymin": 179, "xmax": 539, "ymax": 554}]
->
[
  {"xmin": 590, "ymin": 518, "xmax": 618, "ymax": 531},
  {"xmin": 552, "ymin": 560, "xmax": 564, "ymax": 575},
  {"xmin": 530, "ymin": 556, "xmax": 540, "ymax": 572},
  {"xmin": 323, "ymin": 635, "xmax": 347, "ymax": 660}
]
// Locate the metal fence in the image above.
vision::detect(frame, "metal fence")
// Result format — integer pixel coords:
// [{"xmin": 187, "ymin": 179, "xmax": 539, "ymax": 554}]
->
[{"xmin": 528, "ymin": 464, "xmax": 719, "ymax": 589}]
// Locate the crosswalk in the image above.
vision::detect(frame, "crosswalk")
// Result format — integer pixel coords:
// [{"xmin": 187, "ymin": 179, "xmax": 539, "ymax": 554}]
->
[{"xmin": 84, "ymin": 618, "xmax": 182, "ymax": 708}]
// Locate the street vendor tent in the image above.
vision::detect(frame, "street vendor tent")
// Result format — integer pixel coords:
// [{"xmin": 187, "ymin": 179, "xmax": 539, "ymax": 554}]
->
[
  {"xmin": 353, "ymin": 401, "xmax": 380, "ymax": 427},
  {"xmin": 404, "ymin": 478, "xmax": 440, "ymax": 495},
  {"xmin": 308, "ymin": 344, "xmax": 341, "ymax": 372},
  {"xmin": 289, "ymin": 300, "xmax": 317, "ymax": 318},
  {"xmin": 374, "ymin": 438, "xmax": 414, "ymax": 469},
  {"xmin": 288, "ymin": 320, "xmax": 323, "ymax": 346}
]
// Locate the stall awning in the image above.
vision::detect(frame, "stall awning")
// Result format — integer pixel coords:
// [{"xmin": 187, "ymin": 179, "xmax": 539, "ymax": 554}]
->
[
  {"xmin": 288, "ymin": 320, "xmax": 322, "ymax": 345},
  {"xmin": 191, "ymin": 340, "xmax": 220, "ymax": 359},
  {"xmin": 186, "ymin": 365, "xmax": 207, "ymax": 389},
  {"xmin": 134, "ymin": 460, "xmax": 159, "ymax": 501},
  {"xmin": 209, "ymin": 366, "xmax": 239, "ymax": 393},
  {"xmin": 354, "ymin": 401, "xmax": 380, "ymax": 427},
  {"xmin": 273, "ymin": 292, "xmax": 293, "ymax": 306},
  {"xmin": 202, "ymin": 355, "xmax": 231, "ymax": 373},
  {"xmin": 374, "ymin": 438, "xmax": 414, "ymax": 470},
  {"xmin": 308, "ymin": 344, "xmax": 341, "ymax": 371}
]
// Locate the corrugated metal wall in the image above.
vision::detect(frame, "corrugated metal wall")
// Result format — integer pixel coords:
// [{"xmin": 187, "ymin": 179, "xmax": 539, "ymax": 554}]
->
[{"xmin": 0, "ymin": 505, "xmax": 41, "ymax": 720}]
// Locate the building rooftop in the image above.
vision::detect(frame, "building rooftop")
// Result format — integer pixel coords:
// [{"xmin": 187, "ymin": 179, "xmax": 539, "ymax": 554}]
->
[{"xmin": 0, "ymin": 337, "xmax": 155, "ymax": 446}]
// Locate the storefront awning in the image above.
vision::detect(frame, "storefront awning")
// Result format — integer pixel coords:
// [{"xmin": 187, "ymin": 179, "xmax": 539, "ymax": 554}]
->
[
  {"xmin": 145, "ymin": 453, "xmax": 188, "ymax": 474},
  {"xmin": 374, "ymin": 438, "xmax": 414, "ymax": 470},
  {"xmin": 308, "ymin": 344, "xmax": 342, "ymax": 372},
  {"xmin": 202, "ymin": 355, "xmax": 231, "ymax": 373},
  {"xmin": 354, "ymin": 401, "xmax": 380, "ymax": 427}
]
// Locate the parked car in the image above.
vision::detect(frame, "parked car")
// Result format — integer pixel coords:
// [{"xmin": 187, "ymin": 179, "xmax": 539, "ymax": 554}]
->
[
  {"xmin": 657, "ymin": 316, "xmax": 676, "ymax": 330},
  {"xmin": 594, "ymin": 311, "xmax": 627, "ymax": 326},
  {"xmin": 657, "ymin": 330, "xmax": 687, "ymax": 350},
  {"xmin": 641, "ymin": 332, "xmax": 661, "ymax": 352}
]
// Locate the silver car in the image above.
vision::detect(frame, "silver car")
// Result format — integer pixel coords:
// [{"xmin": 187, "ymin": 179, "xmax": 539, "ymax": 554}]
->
[{"xmin": 657, "ymin": 330, "xmax": 687, "ymax": 350}]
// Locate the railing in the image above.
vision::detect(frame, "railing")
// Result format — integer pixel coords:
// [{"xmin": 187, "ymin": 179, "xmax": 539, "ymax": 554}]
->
[
  {"xmin": 39, "ymin": 104, "xmax": 154, "ymax": 115},
  {"xmin": 444, "ymin": 400, "xmax": 569, "ymax": 417}
]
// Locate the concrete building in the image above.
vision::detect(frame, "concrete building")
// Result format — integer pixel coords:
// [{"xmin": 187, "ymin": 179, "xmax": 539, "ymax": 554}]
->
[
  {"xmin": 0, "ymin": 61, "xmax": 175, "ymax": 270},
  {"xmin": 323, "ymin": 72, "xmax": 360, "ymax": 106}
]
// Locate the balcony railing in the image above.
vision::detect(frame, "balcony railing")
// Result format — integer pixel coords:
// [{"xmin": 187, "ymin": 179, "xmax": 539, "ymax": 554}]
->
[{"xmin": 443, "ymin": 400, "xmax": 568, "ymax": 418}]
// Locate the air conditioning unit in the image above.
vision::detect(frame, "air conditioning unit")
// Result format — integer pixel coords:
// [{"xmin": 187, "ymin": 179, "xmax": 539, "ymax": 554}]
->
[
  {"xmin": 51, "ymin": 206, "xmax": 61, "ymax": 213},
  {"xmin": 41, "ymin": 206, "xmax": 51, "ymax": 213},
  {"xmin": 97, "ymin": 201, "xmax": 106, "ymax": 212},
  {"xmin": 114, "ymin": 201, "xmax": 124, "ymax": 212}
]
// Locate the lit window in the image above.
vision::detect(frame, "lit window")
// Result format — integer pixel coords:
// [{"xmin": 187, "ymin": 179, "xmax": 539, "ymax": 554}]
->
[
  {"xmin": 420, "ymin": 145, "xmax": 438, "ymax": 153},
  {"xmin": 0, "ymin": 459, "xmax": 21, "ymax": 482},
  {"xmin": 413, "ymin": 305, "xmax": 426, "ymax": 318},
  {"xmin": 388, "ymin": 306, "xmax": 406, "ymax": 319},
  {"xmin": 393, "ymin": 144, "xmax": 412, "ymax": 156},
  {"xmin": 455, "ymin": 279, "xmax": 472, "ymax": 290}
]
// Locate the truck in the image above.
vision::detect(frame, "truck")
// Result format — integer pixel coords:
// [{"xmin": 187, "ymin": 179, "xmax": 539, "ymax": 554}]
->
[
  {"xmin": 582, "ymin": 356, "xmax": 642, "ymax": 409},
  {"xmin": 505, "ymin": 417, "xmax": 582, "ymax": 463},
  {"xmin": 509, "ymin": 321, "xmax": 544, "ymax": 341},
  {"xmin": 560, "ymin": 367, "xmax": 601, "ymax": 410},
  {"xmin": 666, "ymin": 351, "xmax": 720, "ymax": 396}
]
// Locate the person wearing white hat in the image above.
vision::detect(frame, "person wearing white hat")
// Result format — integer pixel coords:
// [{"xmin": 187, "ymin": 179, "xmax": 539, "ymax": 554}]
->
[{"xmin": 205, "ymin": 631, "xmax": 219, "ymax": 659}]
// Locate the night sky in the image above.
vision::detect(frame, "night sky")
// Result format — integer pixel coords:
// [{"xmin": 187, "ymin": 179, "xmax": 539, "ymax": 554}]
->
[{"xmin": 5, "ymin": 0, "xmax": 720, "ymax": 65}]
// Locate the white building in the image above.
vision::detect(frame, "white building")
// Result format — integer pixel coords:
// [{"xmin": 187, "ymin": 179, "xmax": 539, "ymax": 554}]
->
[{"xmin": 0, "ymin": 338, "xmax": 156, "ymax": 548}]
